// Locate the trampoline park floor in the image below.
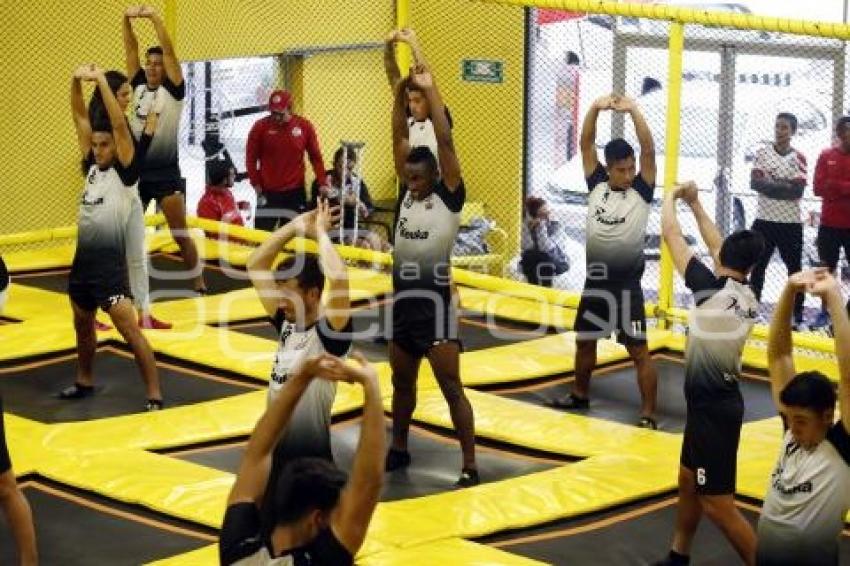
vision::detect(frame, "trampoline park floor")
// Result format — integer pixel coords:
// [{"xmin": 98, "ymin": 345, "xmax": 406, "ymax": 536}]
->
[
  {"xmin": 481, "ymin": 495, "xmax": 850, "ymax": 565},
  {"xmin": 486, "ymin": 353, "xmax": 777, "ymax": 432},
  {"xmin": 3, "ymin": 245, "xmax": 847, "ymax": 565},
  {"xmin": 167, "ymin": 417, "xmax": 565, "ymax": 502}
]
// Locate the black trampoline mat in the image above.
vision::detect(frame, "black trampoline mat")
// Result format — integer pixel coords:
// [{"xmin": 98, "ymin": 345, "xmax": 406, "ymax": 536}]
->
[
  {"xmin": 497, "ymin": 356, "xmax": 776, "ymax": 432},
  {"xmin": 0, "ymin": 347, "xmax": 255, "ymax": 423},
  {"xmin": 0, "ymin": 482, "xmax": 212, "ymax": 566},
  {"xmin": 222, "ymin": 303, "xmax": 540, "ymax": 365},
  {"xmin": 485, "ymin": 497, "xmax": 850, "ymax": 566},
  {"xmin": 172, "ymin": 419, "xmax": 556, "ymax": 501},
  {"xmin": 10, "ymin": 254, "xmax": 251, "ymax": 302}
]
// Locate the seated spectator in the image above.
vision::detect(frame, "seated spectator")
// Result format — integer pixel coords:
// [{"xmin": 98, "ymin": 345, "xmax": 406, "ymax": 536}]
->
[
  {"xmin": 197, "ymin": 159, "xmax": 245, "ymax": 227},
  {"xmin": 311, "ymin": 148, "xmax": 387, "ymax": 251},
  {"xmin": 520, "ymin": 197, "xmax": 569, "ymax": 287}
]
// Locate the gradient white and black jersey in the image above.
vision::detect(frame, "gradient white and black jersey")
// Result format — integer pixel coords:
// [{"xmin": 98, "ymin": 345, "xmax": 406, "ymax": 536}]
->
[
  {"xmin": 220, "ymin": 503, "xmax": 352, "ymax": 566},
  {"xmin": 129, "ymin": 70, "xmax": 184, "ymax": 181},
  {"xmin": 584, "ymin": 164, "xmax": 654, "ymax": 283},
  {"xmin": 76, "ymin": 152, "xmax": 144, "ymax": 258},
  {"xmin": 392, "ymin": 180, "xmax": 464, "ymax": 311},
  {"xmin": 268, "ymin": 310, "xmax": 352, "ymax": 461},
  {"xmin": 757, "ymin": 421, "xmax": 850, "ymax": 566},
  {"xmin": 683, "ymin": 257, "xmax": 758, "ymax": 405},
  {"xmin": 408, "ymin": 117, "xmax": 439, "ymax": 170}
]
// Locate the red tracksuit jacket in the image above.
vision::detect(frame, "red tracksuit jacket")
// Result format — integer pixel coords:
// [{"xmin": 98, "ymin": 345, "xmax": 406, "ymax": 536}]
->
[
  {"xmin": 245, "ymin": 115, "xmax": 327, "ymax": 192},
  {"xmin": 814, "ymin": 146, "xmax": 850, "ymax": 229}
]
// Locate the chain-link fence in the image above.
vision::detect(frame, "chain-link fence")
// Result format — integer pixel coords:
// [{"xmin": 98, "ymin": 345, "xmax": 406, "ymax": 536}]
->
[{"xmin": 522, "ymin": 3, "xmax": 850, "ymax": 336}]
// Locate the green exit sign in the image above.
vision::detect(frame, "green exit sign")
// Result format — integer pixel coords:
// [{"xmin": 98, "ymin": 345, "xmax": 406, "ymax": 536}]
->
[{"xmin": 462, "ymin": 59, "xmax": 504, "ymax": 83}]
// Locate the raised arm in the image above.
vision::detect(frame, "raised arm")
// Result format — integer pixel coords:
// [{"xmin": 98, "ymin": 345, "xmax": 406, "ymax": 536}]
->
[
  {"xmin": 687, "ymin": 188, "xmax": 723, "ymax": 265},
  {"xmin": 142, "ymin": 5, "xmax": 183, "ymax": 85},
  {"xmin": 812, "ymin": 272, "xmax": 850, "ymax": 432},
  {"xmin": 313, "ymin": 200, "xmax": 349, "ymax": 331},
  {"xmin": 391, "ymin": 78, "xmax": 411, "ymax": 178},
  {"xmin": 412, "ymin": 65, "xmax": 461, "ymax": 190},
  {"xmin": 383, "ymin": 31, "xmax": 402, "ymax": 89},
  {"xmin": 580, "ymin": 96, "xmax": 612, "ymax": 177},
  {"xmin": 661, "ymin": 183, "xmax": 697, "ymax": 277},
  {"xmin": 70, "ymin": 68, "xmax": 92, "ymax": 158},
  {"xmin": 327, "ymin": 353, "xmax": 384, "ymax": 556},
  {"xmin": 768, "ymin": 275, "xmax": 806, "ymax": 410},
  {"xmin": 227, "ymin": 356, "xmax": 329, "ymax": 506},
  {"xmin": 89, "ymin": 66, "xmax": 134, "ymax": 167},
  {"xmin": 614, "ymin": 95, "xmax": 656, "ymax": 185},
  {"xmin": 122, "ymin": 7, "xmax": 142, "ymax": 79},
  {"xmin": 246, "ymin": 211, "xmax": 314, "ymax": 318},
  {"xmin": 396, "ymin": 28, "xmax": 428, "ymax": 67}
]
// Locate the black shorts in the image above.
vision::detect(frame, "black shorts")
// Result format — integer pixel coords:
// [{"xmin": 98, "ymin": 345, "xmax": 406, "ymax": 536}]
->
[
  {"xmin": 140, "ymin": 177, "xmax": 186, "ymax": 209},
  {"xmin": 817, "ymin": 225, "xmax": 850, "ymax": 271},
  {"xmin": 574, "ymin": 281, "xmax": 647, "ymax": 346},
  {"xmin": 0, "ymin": 397, "xmax": 11, "ymax": 474},
  {"xmin": 390, "ymin": 294, "xmax": 460, "ymax": 358},
  {"xmin": 68, "ymin": 251, "xmax": 132, "ymax": 312},
  {"xmin": 681, "ymin": 396, "xmax": 744, "ymax": 495}
]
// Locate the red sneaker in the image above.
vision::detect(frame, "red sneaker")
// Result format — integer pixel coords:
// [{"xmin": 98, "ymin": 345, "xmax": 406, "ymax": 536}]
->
[
  {"xmin": 140, "ymin": 314, "xmax": 173, "ymax": 330},
  {"xmin": 94, "ymin": 320, "xmax": 113, "ymax": 331}
]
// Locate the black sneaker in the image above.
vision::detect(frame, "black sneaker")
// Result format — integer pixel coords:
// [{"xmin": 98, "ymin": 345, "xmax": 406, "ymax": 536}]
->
[
  {"xmin": 455, "ymin": 468, "xmax": 480, "ymax": 488},
  {"xmin": 547, "ymin": 393, "xmax": 589, "ymax": 410},
  {"xmin": 58, "ymin": 383, "xmax": 95, "ymax": 400},
  {"xmin": 637, "ymin": 416, "xmax": 658, "ymax": 430},
  {"xmin": 385, "ymin": 448, "xmax": 411, "ymax": 471},
  {"xmin": 145, "ymin": 399, "xmax": 164, "ymax": 411},
  {"xmin": 651, "ymin": 550, "xmax": 690, "ymax": 566}
]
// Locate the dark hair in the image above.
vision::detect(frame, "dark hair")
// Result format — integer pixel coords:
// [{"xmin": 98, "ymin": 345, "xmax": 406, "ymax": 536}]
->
[
  {"xmin": 566, "ymin": 51, "xmax": 580, "ymax": 65},
  {"xmin": 403, "ymin": 77, "xmax": 454, "ymax": 128},
  {"xmin": 146, "ymin": 46, "xmax": 164, "ymax": 57},
  {"xmin": 88, "ymin": 70, "xmax": 129, "ymax": 125},
  {"xmin": 776, "ymin": 112, "xmax": 798, "ymax": 134},
  {"xmin": 836, "ymin": 116, "xmax": 850, "ymax": 133},
  {"xmin": 780, "ymin": 371, "xmax": 836, "ymax": 414},
  {"xmin": 526, "ymin": 196, "xmax": 545, "ymax": 218},
  {"xmin": 718, "ymin": 229, "xmax": 765, "ymax": 273},
  {"xmin": 604, "ymin": 138, "xmax": 635, "ymax": 165},
  {"xmin": 405, "ymin": 145, "xmax": 438, "ymax": 176},
  {"xmin": 273, "ymin": 254, "xmax": 325, "ymax": 293},
  {"xmin": 207, "ymin": 159, "xmax": 232, "ymax": 186},
  {"xmin": 333, "ymin": 147, "xmax": 357, "ymax": 167},
  {"xmin": 264, "ymin": 458, "xmax": 347, "ymax": 529},
  {"xmin": 641, "ymin": 77, "xmax": 662, "ymax": 96}
]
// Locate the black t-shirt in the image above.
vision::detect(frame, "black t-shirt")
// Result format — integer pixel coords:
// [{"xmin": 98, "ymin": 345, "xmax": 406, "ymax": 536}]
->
[
  {"xmin": 219, "ymin": 502, "xmax": 353, "ymax": 566},
  {"xmin": 0, "ymin": 256, "xmax": 8, "ymax": 293}
]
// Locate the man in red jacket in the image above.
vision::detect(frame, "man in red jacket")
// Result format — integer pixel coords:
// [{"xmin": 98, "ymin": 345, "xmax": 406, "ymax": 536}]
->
[
  {"xmin": 813, "ymin": 116, "xmax": 850, "ymax": 328},
  {"xmin": 197, "ymin": 159, "xmax": 244, "ymax": 227},
  {"xmin": 246, "ymin": 90, "xmax": 329, "ymax": 231}
]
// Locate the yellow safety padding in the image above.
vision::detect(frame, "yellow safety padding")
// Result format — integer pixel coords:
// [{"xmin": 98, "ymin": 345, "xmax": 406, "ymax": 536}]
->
[
  {"xmin": 460, "ymin": 286, "xmax": 575, "ymax": 329},
  {"xmin": 399, "ymin": 388, "xmax": 680, "ymax": 459},
  {"xmin": 35, "ymin": 448, "xmax": 233, "ymax": 528},
  {"xmin": 454, "ymin": 268, "xmax": 582, "ymax": 309},
  {"xmin": 2, "ymin": 244, "xmax": 76, "ymax": 272},
  {"xmin": 43, "ymin": 383, "xmax": 365, "ymax": 453},
  {"xmin": 159, "ymin": 232, "xmax": 256, "ymax": 263},
  {"xmin": 146, "ymin": 544, "xmax": 218, "ymax": 566},
  {"xmin": 0, "ymin": 319, "xmax": 81, "ymax": 363},
  {"xmin": 150, "ymin": 288, "xmax": 267, "ymax": 325},
  {"xmin": 3, "ymin": 414, "xmax": 47, "ymax": 476},
  {"xmin": 347, "ymin": 267, "xmax": 393, "ymax": 302},
  {"xmin": 736, "ymin": 417, "xmax": 783, "ymax": 502},
  {"xmin": 1, "ymin": 284, "xmax": 70, "ymax": 322},
  {"xmin": 360, "ymin": 538, "xmax": 547, "ymax": 566},
  {"xmin": 362, "ymin": 454, "xmax": 678, "ymax": 554}
]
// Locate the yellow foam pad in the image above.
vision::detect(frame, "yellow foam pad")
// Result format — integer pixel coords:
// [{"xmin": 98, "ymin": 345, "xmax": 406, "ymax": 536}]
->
[
  {"xmin": 360, "ymin": 538, "xmax": 547, "ymax": 565},
  {"xmin": 459, "ymin": 286, "xmax": 575, "ymax": 329}
]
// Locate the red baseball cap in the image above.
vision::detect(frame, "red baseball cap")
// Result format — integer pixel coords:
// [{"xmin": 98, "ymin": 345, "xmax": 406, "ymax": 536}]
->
[{"xmin": 268, "ymin": 90, "xmax": 292, "ymax": 113}]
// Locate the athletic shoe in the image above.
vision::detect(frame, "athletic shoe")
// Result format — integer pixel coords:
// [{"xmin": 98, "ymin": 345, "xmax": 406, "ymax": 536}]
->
[
  {"xmin": 637, "ymin": 416, "xmax": 658, "ymax": 430},
  {"xmin": 547, "ymin": 393, "xmax": 589, "ymax": 410},
  {"xmin": 384, "ymin": 448, "xmax": 411, "ymax": 471},
  {"xmin": 140, "ymin": 314, "xmax": 173, "ymax": 330},
  {"xmin": 455, "ymin": 468, "xmax": 480, "ymax": 488},
  {"xmin": 94, "ymin": 320, "xmax": 113, "ymax": 331},
  {"xmin": 652, "ymin": 550, "xmax": 690, "ymax": 566},
  {"xmin": 145, "ymin": 399, "xmax": 164, "ymax": 411},
  {"xmin": 59, "ymin": 383, "xmax": 95, "ymax": 399}
]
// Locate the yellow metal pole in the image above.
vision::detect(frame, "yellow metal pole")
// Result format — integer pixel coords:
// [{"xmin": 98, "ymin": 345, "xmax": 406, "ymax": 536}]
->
[
  {"xmin": 164, "ymin": 0, "xmax": 177, "ymax": 44},
  {"xmin": 657, "ymin": 21, "xmax": 684, "ymax": 330},
  {"xmin": 396, "ymin": 0, "xmax": 412, "ymax": 74}
]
